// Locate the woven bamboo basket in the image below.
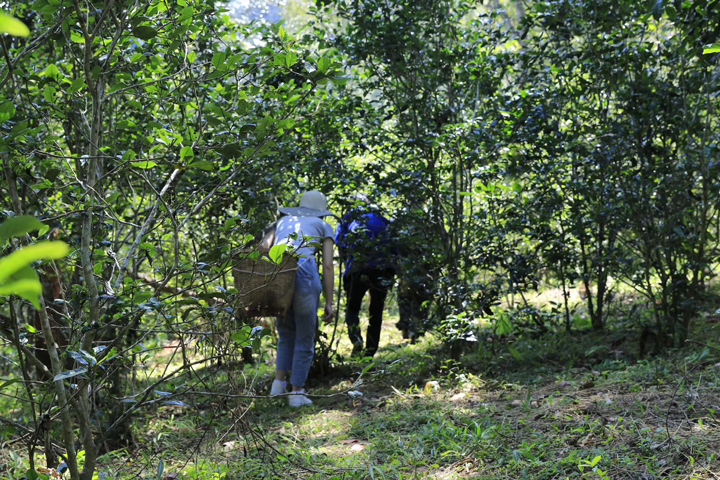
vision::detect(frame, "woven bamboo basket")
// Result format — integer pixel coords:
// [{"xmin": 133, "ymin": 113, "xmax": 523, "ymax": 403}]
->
[{"xmin": 233, "ymin": 252, "xmax": 298, "ymax": 318}]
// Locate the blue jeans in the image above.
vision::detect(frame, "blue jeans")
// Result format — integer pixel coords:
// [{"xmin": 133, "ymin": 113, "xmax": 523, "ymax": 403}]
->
[{"xmin": 276, "ymin": 258, "xmax": 322, "ymax": 388}]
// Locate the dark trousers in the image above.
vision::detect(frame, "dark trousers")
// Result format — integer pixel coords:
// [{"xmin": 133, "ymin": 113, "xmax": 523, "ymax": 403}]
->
[
  {"xmin": 396, "ymin": 284, "xmax": 431, "ymax": 342},
  {"xmin": 344, "ymin": 269, "xmax": 394, "ymax": 356}
]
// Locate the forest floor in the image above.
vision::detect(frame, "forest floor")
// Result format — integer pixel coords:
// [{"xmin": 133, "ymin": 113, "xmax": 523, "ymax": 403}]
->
[{"xmin": 3, "ymin": 292, "xmax": 720, "ymax": 479}]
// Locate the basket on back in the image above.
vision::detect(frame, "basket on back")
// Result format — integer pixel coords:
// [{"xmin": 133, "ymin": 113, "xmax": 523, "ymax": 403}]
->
[{"xmin": 233, "ymin": 252, "xmax": 299, "ymax": 318}]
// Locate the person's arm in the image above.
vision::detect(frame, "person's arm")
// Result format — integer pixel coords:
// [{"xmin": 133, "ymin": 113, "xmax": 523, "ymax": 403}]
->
[
  {"xmin": 258, "ymin": 223, "xmax": 276, "ymax": 253},
  {"xmin": 322, "ymin": 236, "xmax": 335, "ymax": 323}
]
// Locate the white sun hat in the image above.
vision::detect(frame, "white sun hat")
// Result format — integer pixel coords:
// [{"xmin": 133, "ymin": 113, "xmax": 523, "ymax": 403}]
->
[{"xmin": 278, "ymin": 191, "xmax": 336, "ymax": 218}]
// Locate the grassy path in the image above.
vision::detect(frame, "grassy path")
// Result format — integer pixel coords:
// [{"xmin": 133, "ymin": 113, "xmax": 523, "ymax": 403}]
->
[
  {"xmin": 3, "ymin": 314, "xmax": 720, "ymax": 479},
  {"xmin": 115, "ymin": 319, "xmax": 720, "ymax": 478}
]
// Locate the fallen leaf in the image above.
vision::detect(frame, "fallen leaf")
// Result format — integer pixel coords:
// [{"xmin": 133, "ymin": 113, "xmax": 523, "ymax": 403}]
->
[
  {"xmin": 36, "ymin": 468, "xmax": 61, "ymax": 479},
  {"xmin": 339, "ymin": 439, "xmax": 360, "ymax": 444},
  {"xmin": 350, "ymin": 444, "xmax": 365, "ymax": 452},
  {"xmin": 424, "ymin": 381, "xmax": 440, "ymax": 395},
  {"xmin": 450, "ymin": 392, "xmax": 466, "ymax": 402},
  {"xmin": 511, "ymin": 399, "xmax": 523, "ymax": 407}
]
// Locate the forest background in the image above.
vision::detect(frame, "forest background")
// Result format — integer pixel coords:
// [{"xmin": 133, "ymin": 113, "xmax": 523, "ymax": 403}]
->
[{"xmin": 1, "ymin": 0, "xmax": 720, "ymax": 478}]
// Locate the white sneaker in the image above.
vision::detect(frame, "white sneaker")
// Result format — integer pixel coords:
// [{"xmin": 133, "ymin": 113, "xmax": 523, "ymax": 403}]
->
[
  {"xmin": 270, "ymin": 380, "xmax": 287, "ymax": 396},
  {"xmin": 288, "ymin": 389, "xmax": 313, "ymax": 407}
]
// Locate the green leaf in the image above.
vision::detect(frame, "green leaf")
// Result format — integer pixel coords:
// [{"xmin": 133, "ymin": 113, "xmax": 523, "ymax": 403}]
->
[
  {"xmin": 0, "ymin": 378, "xmax": 21, "ymax": 391},
  {"xmin": 44, "ymin": 64, "xmax": 61, "ymax": 80},
  {"xmin": 23, "ymin": 323, "xmax": 37, "ymax": 333},
  {"xmin": 268, "ymin": 244, "xmax": 287, "ymax": 265},
  {"xmin": 651, "ymin": 0, "xmax": 663, "ymax": 20},
  {"xmin": 188, "ymin": 51, "xmax": 197, "ymax": 63},
  {"xmin": 157, "ymin": 460, "xmax": 164, "ymax": 480},
  {"xmin": 226, "ymin": 54, "xmax": 243, "ymax": 67},
  {"xmin": 0, "ymin": 266, "xmax": 42, "ymax": 309},
  {"xmin": 188, "ymin": 161, "xmax": 214, "ymax": 171},
  {"xmin": 0, "ymin": 242, "xmax": 70, "ymax": 285},
  {"xmin": 317, "ymin": 57, "xmax": 330, "ymax": 74},
  {"xmin": 130, "ymin": 15, "xmax": 150, "ymax": 28},
  {"xmin": 133, "ymin": 25, "xmax": 158, "ymax": 41},
  {"xmin": 0, "ymin": 279, "xmax": 42, "ymax": 309},
  {"xmin": 70, "ymin": 31, "xmax": 85, "ymax": 44},
  {"xmin": 666, "ymin": 4, "xmax": 677, "ymax": 20},
  {"xmin": 43, "ymin": 85, "xmax": 56, "ymax": 103},
  {"xmin": 10, "ymin": 119, "xmax": 28, "ymax": 136},
  {"xmin": 25, "ymin": 468, "xmax": 43, "ymax": 480},
  {"xmin": 519, "ymin": 449, "xmax": 537, "ymax": 461},
  {"xmin": 0, "ymin": 216, "xmax": 49, "ymax": 244},
  {"xmin": 0, "ymin": 102, "xmax": 15, "ymax": 123},
  {"xmin": 703, "ymin": 43, "xmax": 720, "ymax": 54},
  {"xmin": 329, "ymin": 75, "xmax": 349, "ymax": 86},
  {"xmin": 285, "ymin": 52, "xmax": 297, "ymax": 68},
  {"xmin": 180, "ymin": 146, "xmax": 194, "ymax": 161},
  {"xmin": 0, "ymin": 13, "xmax": 29, "ymax": 37},
  {"xmin": 274, "ymin": 53, "xmax": 287, "ymax": 66},
  {"xmin": 68, "ymin": 77, "xmax": 85, "ymax": 94},
  {"xmin": 212, "ymin": 51, "xmax": 226, "ymax": 69},
  {"xmin": 178, "ymin": 6, "xmax": 193, "ymax": 22},
  {"xmin": 123, "ymin": 149, "xmax": 137, "ymax": 162},
  {"xmin": 131, "ymin": 160, "xmax": 157, "ymax": 169},
  {"xmin": 231, "ymin": 325, "xmax": 253, "ymax": 346},
  {"xmin": 53, "ymin": 367, "xmax": 88, "ymax": 382},
  {"xmin": 495, "ymin": 315, "xmax": 512, "ymax": 335},
  {"xmin": 30, "ymin": 179, "xmax": 52, "ymax": 190},
  {"xmin": 507, "ymin": 345, "xmax": 524, "ymax": 361}
]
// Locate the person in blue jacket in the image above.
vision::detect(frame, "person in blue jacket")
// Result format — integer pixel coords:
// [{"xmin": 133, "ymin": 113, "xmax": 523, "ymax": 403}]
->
[{"xmin": 336, "ymin": 195, "xmax": 397, "ymax": 357}]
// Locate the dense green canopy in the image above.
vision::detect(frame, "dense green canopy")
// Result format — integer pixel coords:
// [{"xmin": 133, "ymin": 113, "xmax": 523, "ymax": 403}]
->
[{"xmin": 1, "ymin": 0, "xmax": 719, "ymax": 478}]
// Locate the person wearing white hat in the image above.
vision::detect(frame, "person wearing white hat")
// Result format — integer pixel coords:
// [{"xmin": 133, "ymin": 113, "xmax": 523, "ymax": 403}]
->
[{"xmin": 261, "ymin": 191, "xmax": 336, "ymax": 407}]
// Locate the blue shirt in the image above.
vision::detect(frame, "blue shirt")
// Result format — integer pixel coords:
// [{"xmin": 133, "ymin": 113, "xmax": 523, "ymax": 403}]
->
[
  {"xmin": 274, "ymin": 215, "xmax": 334, "ymax": 266},
  {"xmin": 335, "ymin": 209, "xmax": 396, "ymax": 275}
]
